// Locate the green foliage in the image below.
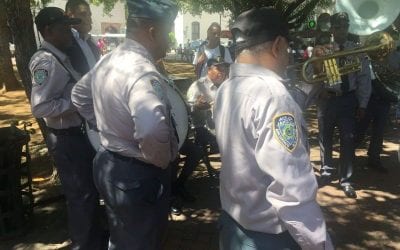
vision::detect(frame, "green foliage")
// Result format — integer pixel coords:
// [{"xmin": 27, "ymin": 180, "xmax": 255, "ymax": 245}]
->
[
  {"xmin": 89, "ymin": 0, "xmax": 122, "ymax": 15},
  {"xmin": 30, "ymin": 0, "xmax": 122, "ymax": 15},
  {"xmin": 168, "ymin": 32, "xmax": 177, "ymax": 48},
  {"xmin": 30, "ymin": 0, "xmax": 52, "ymax": 8},
  {"xmin": 175, "ymin": 0, "xmax": 333, "ymax": 28}
]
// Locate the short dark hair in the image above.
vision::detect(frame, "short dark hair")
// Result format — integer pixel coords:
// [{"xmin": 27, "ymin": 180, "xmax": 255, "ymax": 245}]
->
[
  {"xmin": 126, "ymin": 17, "xmax": 157, "ymax": 36},
  {"xmin": 65, "ymin": 0, "xmax": 89, "ymax": 14},
  {"xmin": 207, "ymin": 22, "xmax": 221, "ymax": 32}
]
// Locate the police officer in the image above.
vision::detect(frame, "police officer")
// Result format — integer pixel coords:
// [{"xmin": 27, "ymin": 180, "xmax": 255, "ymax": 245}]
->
[
  {"xmin": 214, "ymin": 8, "xmax": 333, "ymax": 250},
  {"xmin": 71, "ymin": 0, "xmax": 178, "ymax": 249},
  {"xmin": 65, "ymin": 0, "xmax": 100, "ymax": 76},
  {"xmin": 316, "ymin": 12, "xmax": 371, "ymax": 198},
  {"xmin": 187, "ymin": 58, "xmax": 229, "ymax": 178},
  {"xmin": 29, "ymin": 7, "xmax": 104, "ymax": 250}
]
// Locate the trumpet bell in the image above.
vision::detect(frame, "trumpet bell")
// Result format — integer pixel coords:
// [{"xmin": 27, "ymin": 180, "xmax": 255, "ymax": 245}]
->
[
  {"xmin": 364, "ymin": 31, "xmax": 396, "ymax": 60},
  {"xmin": 336, "ymin": 0, "xmax": 400, "ymax": 36}
]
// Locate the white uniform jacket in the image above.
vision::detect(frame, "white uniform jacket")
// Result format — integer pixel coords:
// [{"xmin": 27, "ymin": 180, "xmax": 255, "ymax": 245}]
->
[
  {"xmin": 29, "ymin": 41, "xmax": 82, "ymax": 129},
  {"xmin": 214, "ymin": 63, "xmax": 333, "ymax": 250},
  {"xmin": 72, "ymin": 39, "xmax": 178, "ymax": 168}
]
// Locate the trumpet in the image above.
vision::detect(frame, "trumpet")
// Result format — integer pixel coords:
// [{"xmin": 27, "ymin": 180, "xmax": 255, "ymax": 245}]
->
[{"xmin": 289, "ymin": 31, "xmax": 395, "ymax": 84}]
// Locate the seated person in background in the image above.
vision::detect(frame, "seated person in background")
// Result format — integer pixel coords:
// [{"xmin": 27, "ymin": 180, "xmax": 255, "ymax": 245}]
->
[{"xmin": 187, "ymin": 58, "xmax": 229, "ymax": 177}]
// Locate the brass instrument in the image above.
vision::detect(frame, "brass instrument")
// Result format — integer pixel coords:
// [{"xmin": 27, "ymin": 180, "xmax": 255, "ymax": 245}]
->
[
  {"xmin": 336, "ymin": 0, "xmax": 400, "ymax": 36},
  {"xmin": 288, "ymin": 0, "xmax": 400, "ymax": 86},
  {"xmin": 293, "ymin": 31, "xmax": 395, "ymax": 84},
  {"xmin": 336, "ymin": 0, "xmax": 400, "ymax": 98}
]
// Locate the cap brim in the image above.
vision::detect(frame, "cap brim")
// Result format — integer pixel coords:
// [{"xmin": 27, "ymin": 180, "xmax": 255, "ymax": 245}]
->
[{"xmin": 210, "ymin": 62, "xmax": 230, "ymax": 67}]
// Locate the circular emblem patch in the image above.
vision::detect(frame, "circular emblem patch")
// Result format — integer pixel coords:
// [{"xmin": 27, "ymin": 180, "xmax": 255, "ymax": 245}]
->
[{"xmin": 33, "ymin": 69, "xmax": 48, "ymax": 85}]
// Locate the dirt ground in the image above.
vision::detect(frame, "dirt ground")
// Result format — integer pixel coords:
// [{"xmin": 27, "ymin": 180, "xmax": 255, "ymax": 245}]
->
[{"xmin": 0, "ymin": 60, "xmax": 399, "ymax": 250}]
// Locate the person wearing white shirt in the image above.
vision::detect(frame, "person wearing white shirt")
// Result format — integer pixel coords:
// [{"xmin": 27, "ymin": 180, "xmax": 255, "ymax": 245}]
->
[
  {"xmin": 71, "ymin": 0, "xmax": 179, "ymax": 248},
  {"xmin": 214, "ymin": 7, "xmax": 333, "ymax": 250},
  {"xmin": 193, "ymin": 22, "xmax": 233, "ymax": 79},
  {"xmin": 65, "ymin": 0, "xmax": 100, "ymax": 76},
  {"xmin": 30, "ymin": 7, "xmax": 105, "ymax": 250},
  {"xmin": 187, "ymin": 58, "xmax": 229, "ymax": 178}
]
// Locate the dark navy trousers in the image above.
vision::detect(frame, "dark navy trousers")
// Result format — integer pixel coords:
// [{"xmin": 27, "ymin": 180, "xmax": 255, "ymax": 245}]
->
[
  {"xmin": 318, "ymin": 92, "xmax": 358, "ymax": 186},
  {"xmin": 93, "ymin": 148, "xmax": 171, "ymax": 250},
  {"xmin": 219, "ymin": 211, "xmax": 300, "ymax": 250},
  {"xmin": 355, "ymin": 95, "xmax": 391, "ymax": 162},
  {"xmin": 46, "ymin": 129, "xmax": 104, "ymax": 250}
]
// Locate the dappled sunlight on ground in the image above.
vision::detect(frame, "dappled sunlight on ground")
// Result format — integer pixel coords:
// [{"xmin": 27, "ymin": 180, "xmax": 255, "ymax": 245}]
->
[{"xmin": 0, "ymin": 59, "xmax": 399, "ymax": 249}]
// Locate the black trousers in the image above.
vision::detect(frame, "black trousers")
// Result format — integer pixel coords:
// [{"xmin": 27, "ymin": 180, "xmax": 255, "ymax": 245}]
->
[
  {"xmin": 318, "ymin": 92, "xmax": 357, "ymax": 186},
  {"xmin": 355, "ymin": 96, "xmax": 391, "ymax": 162},
  {"xmin": 93, "ymin": 148, "xmax": 171, "ymax": 250},
  {"xmin": 46, "ymin": 129, "xmax": 104, "ymax": 250}
]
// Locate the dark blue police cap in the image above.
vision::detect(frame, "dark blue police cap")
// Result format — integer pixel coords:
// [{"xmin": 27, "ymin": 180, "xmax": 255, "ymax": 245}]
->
[
  {"xmin": 35, "ymin": 7, "xmax": 81, "ymax": 31},
  {"xmin": 330, "ymin": 12, "xmax": 349, "ymax": 26},
  {"xmin": 206, "ymin": 57, "xmax": 230, "ymax": 67},
  {"xmin": 127, "ymin": 0, "xmax": 178, "ymax": 23},
  {"xmin": 231, "ymin": 7, "xmax": 290, "ymax": 51}
]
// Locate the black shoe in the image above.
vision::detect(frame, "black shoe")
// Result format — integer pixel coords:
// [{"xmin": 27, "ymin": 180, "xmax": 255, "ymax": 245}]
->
[
  {"xmin": 170, "ymin": 199, "xmax": 183, "ymax": 215},
  {"xmin": 171, "ymin": 205, "xmax": 182, "ymax": 215},
  {"xmin": 342, "ymin": 185, "xmax": 357, "ymax": 198}
]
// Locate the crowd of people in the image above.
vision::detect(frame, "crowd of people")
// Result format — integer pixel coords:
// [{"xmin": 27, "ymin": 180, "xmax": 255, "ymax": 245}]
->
[{"xmin": 28, "ymin": 0, "xmax": 399, "ymax": 249}]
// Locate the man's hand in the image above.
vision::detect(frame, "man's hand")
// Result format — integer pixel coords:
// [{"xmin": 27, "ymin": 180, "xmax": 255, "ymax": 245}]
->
[
  {"xmin": 194, "ymin": 95, "xmax": 211, "ymax": 110},
  {"xmin": 312, "ymin": 44, "xmax": 333, "ymax": 74}
]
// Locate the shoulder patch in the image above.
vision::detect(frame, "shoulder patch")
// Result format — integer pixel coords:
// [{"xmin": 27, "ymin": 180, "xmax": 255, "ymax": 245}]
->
[
  {"xmin": 273, "ymin": 113, "xmax": 298, "ymax": 152},
  {"xmin": 33, "ymin": 69, "xmax": 48, "ymax": 85},
  {"xmin": 151, "ymin": 79, "xmax": 165, "ymax": 101}
]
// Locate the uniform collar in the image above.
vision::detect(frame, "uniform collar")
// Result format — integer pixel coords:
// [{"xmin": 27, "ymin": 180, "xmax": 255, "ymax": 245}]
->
[
  {"xmin": 229, "ymin": 63, "xmax": 283, "ymax": 81},
  {"xmin": 205, "ymin": 76, "xmax": 219, "ymax": 89},
  {"xmin": 41, "ymin": 40, "xmax": 68, "ymax": 62},
  {"xmin": 123, "ymin": 38, "xmax": 155, "ymax": 64}
]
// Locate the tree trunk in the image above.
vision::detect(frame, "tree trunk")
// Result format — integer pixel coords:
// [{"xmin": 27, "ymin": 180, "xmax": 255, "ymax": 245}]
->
[
  {"xmin": 0, "ymin": 0, "xmax": 20, "ymax": 91},
  {"xmin": 5, "ymin": 0, "xmax": 49, "ymax": 141},
  {"xmin": 5, "ymin": 0, "xmax": 57, "ymax": 180}
]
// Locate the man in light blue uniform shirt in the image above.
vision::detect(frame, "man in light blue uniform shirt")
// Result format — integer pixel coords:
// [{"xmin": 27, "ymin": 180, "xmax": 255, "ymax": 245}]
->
[
  {"xmin": 71, "ymin": 0, "xmax": 179, "ymax": 249},
  {"xmin": 29, "ymin": 7, "xmax": 104, "ymax": 250},
  {"xmin": 214, "ymin": 7, "xmax": 333, "ymax": 250}
]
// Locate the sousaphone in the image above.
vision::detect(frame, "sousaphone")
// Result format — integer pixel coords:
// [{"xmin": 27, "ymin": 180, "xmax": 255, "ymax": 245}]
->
[
  {"xmin": 336, "ymin": 0, "xmax": 400, "ymax": 36},
  {"xmin": 337, "ymin": 0, "xmax": 400, "ymax": 99}
]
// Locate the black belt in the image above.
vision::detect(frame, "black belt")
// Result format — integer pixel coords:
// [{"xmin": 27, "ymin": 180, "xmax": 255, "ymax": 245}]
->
[
  {"xmin": 47, "ymin": 125, "xmax": 84, "ymax": 136},
  {"xmin": 327, "ymin": 90, "xmax": 355, "ymax": 97},
  {"xmin": 107, "ymin": 149, "xmax": 159, "ymax": 169}
]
